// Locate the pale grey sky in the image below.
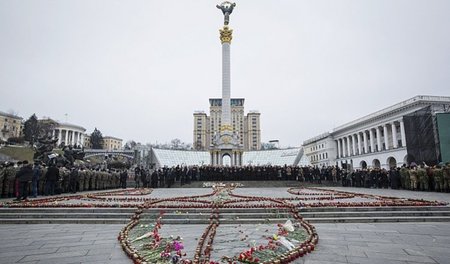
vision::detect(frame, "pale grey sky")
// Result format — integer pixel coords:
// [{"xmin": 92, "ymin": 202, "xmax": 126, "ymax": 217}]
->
[{"xmin": 1, "ymin": 0, "xmax": 449, "ymax": 147}]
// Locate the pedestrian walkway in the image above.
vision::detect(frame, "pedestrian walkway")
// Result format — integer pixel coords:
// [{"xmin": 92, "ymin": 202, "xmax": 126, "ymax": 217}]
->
[
  {"xmin": 1, "ymin": 222, "xmax": 449, "ymax": 264},
  {"xmin": 0, "ymin": 187, "xmax": 449, "ymax": 264}
]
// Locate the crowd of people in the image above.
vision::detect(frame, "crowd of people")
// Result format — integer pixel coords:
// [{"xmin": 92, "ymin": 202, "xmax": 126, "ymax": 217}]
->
[
  {"xmin": 339, "ymin": 163, "xmax": 450, "ymax": 192},
  {"xmin": 3, "ymin": 161, "xmax": 450, "ymax": 200},
  {"xmin": 132, "ymin": 164, "xmax": 450, "ymax": 192},
  {"xmin": 0, "ymin": 160, "xmax": 127, "ymax": 200}
]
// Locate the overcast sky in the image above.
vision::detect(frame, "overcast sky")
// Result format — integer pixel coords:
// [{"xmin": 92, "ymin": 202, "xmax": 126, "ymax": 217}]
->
[{"xmin": 1, "ymin": 0, "xmax": 449, "ymax": 147}]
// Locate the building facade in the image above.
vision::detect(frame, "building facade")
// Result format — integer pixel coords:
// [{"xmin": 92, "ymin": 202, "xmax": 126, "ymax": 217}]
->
[
  {"xmin": 193, "ymin": 98, "xmax": 261, "ymax": 152},
  {"xmin": 102, "ymin": 136, "xmax": 123, "ymax": 151},
  {"xmin": 303, "ymin": 95, "xmax": 450, "ymax": 170},
  {"xmin": 53, "ymin": 122, "xmax": 86, "ymax": 147},
  {"xmin": 36, "ymin": 118, "xmax": 86, "ymax": 147},
  {"xmin": 0, "ymin": 111, "xmax": 23, "ymax": 142},
  {"xmin": 83, "ymin": 134, "xmax": 92, "ymax": 149},
  {"xmin": 302, "ymin": 133, "xmax": 336, "ymax": 167}
]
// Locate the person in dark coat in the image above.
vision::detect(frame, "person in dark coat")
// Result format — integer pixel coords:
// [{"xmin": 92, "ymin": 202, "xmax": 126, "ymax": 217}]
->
[
  {"xmin": 45, "ymin": 164, "xmax": 59, "ymax": 196},
  {"xmin": 389, "ymin": 167, "xmax": 400, "ymax": 189},
  {"xmin": 69, "ymin": 167, "xmax": 79, "ymax": 193},
  {"xmin": 120, "ymin": 170, "xmax": 128, "ymax": 189},
  {"xmin": 31, "ymin": 162, "xmax": 42, "ymax": 198},
  {"xmin": 134, "ymin": 167, "xmax": 140, "ymax": 188},
  {"xmin": 15, "ymin": 160, "xmax": 33, "ymax": 201}
]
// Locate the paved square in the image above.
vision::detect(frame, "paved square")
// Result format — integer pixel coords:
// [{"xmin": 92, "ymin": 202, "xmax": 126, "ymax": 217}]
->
[{"xmin": 1, "ymin": 186, "xmax": 449, "ymax": 263}]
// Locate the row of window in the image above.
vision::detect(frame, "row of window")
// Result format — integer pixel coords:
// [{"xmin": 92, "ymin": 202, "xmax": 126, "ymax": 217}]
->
[
  {"xmin": 311, "ymin": 143, "xmax": 326, "ymax": 152},
  {"xmin": 311, "ymin": 152, "xmax": 328, "ymax": 162}
]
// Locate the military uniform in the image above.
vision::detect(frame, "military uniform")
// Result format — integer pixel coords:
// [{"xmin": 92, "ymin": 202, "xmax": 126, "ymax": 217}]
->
[
  {"xmin": 60, "ymin": 168, "xmax": 70, "ymax": 194},
  {"xmin": 4, "ymin": 166, "xmax": 17, "ymax": 197},
  {"xmin": 400, "ymin": 167, "xmax": 410, "ymax": 190},
  {"xmin": 85, "ymin": 170, "xmax": 92, "ymax": 191},
  {"xmin": 434, "ymin": 168, "xmax": 444, "ymax": 192},
  {"xmin": 78, "ymin": 170, "xmax": 85, "ymax": 192},
  {"xmin": 443, "ymin": 165, "xmax": 450, "ymax": 192},
  {"xmin": 39, "ymin": 167, "xmax": 47, "ymax": 195},
  {"xmin": 417, "ymin": 167, "xmax": 428, "ymax": 191},
  {"xmin": 0, "ymin": 165, "xmax": 5, "ymax": 197},
  {"xmin": 409, "ymin": 168, "xmax": 418, "ymax": 190}
]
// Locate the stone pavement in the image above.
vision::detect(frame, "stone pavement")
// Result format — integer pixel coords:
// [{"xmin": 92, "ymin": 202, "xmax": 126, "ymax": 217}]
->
[
  {"xmin": 1, "ymin": 222, "xmax": 450, "ymax": 264},
  {"xmin": 0, "ymin": 186, "xmax": 449, "ymax": 263}
]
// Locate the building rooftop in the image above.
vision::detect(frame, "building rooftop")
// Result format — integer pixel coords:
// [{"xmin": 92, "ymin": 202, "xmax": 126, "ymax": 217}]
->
[
  {"xmin": 151, "ymin": 148, "xmax": 310, "ymax": 167},
  {"xmin": 333, "ymin": 95, "xmax": 450, "ymax": 132},
  {"xmin": 303, "ymin": 132, "xmax": 331, "ymax": 146},
  {"xmin": 152, "ymin": 148, "xmax": 210, "ymax": 167},
  {"xmin": 103, "ymin": 136, "xmax": 123, "ymax": 141},
  {"xmin": 0, "ymin": 111, "xmax": 23, "ymax": 120}
]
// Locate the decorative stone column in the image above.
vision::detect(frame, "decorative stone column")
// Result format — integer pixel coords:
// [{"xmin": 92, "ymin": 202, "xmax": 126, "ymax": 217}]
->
[
  {"xmin": 383, "ymin": 124, "xmax": 389, "ymax": 150},
  {"xmin": 341, "ymin": 139, "xmax": 345, "ymax": 157},
  {"xmin": 363, "ymin": 131, "xmax": 368, "ymax": 154},
  {"xmin": 347, "ymin": 136, "xmax": 351, "ymax": 157},
  {"xmin": 220, "ymin": 25, "xmax": 232, "ymax": 130},
  {"xmin": 357, "ymin": 133, "xmax": 362, "ymax": 155},
  {"xmin": 336, "ymin": 140, "xmax": 341, "ymax": 158},
  {"xmin": 352, "ymin": 134, "xmax": 357, "ymax": 156},
  {"xmin": 391, "ymin": 122, "xmax": 398, "ymax": 148},
  {"xmin": 369, "ymin": 129, "xmax": 375, "ymax": 153},
  {"xmin": 400, "ymin": 120, "xmax": 407, "ymax": 147},
  {"xmin": 64, "ymin": 130, "xmax": 68, "ymax": 146},
  {"xmin": 376, "ymin": 127, "xmax": 381, "ymax": 152}
]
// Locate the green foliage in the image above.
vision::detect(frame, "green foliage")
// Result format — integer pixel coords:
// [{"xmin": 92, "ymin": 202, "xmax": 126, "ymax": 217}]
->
[
  {"xmin": 23, "ymin": 114, "xmax": 38, "ymax": 143},
  {"xmin": 90, "ymin": 128, "xmax": 104, "ymax": 149}
]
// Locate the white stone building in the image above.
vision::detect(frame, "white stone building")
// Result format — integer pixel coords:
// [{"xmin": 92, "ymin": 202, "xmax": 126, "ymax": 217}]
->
[
  {"xmin": 53, "ymin": 122, "xmax": 86, "ymax": 147},
  {"xmin": 303, "ymin": 95, "xmax": 450, "ymax": 170},
  {"xmin": 303, "ymin": 133, "xmax": 336, "ymax": 167}
]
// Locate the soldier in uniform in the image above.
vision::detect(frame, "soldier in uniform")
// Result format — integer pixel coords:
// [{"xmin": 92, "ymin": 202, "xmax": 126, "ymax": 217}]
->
[
  {"xmin": 0, "ymin": 163, "xmax": 5, "ymax": 197},
  {"xmin": 5, "ymin": 163, "xmax": 17, "ymax": 197},
  {"xmin": 86, "ymin": 169, "xmax": 92, "ymax": 191},
  {"xmin": 399, "ymin": 165, "xmax": 410, "ymax": 190},
  {"xmin": 417, "ymin": 165, "xmax": 428, "ymax": 191},
  {"xmin": 39, "ymin": 165, "xmax": 47, "ymax": 195},
  {"xmin": 78, "ymin": 168, "xmax": 85, "ymax": 192},
  {"xmin": 69, "ymin": 167, "xmax": 79, "ymax": 193},
  {"xmin": 443, "ymin": 163, "xmax": 450, "ymax": 192},
  {"xmin": 433, "ymin": 165, "xmax": 444, "ymax": 192},
  {"xmin": 409, "ymin": 166, "xmax": 419, "ymax": 191},
  {"xmin": 60, "ymin": 166, "xmax": 70, "ymax": 194}
]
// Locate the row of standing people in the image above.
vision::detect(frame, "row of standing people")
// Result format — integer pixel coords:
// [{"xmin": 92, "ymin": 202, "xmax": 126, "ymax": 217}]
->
[
  {"xmin": 337, "ymin": 163, "xmax": 450, "ymax": 192},
  {"xmin": 0, "ymin": 160, "xmax": 126, "ymax": 200}
]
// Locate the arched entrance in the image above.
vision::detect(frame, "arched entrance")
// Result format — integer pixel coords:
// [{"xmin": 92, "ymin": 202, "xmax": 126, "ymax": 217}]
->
[
  {"xmin": 222, "ymin": 154, "xmax": 231, "ymax": 166},
  {"xmin": 372, "ymin": 159, "xmax": 381, "ymax": 169},
  {"xmin": 387, "ymin": 157, "xmax": 397, "ymax": 168},
  {"xmin": 360, "ymin": 160, "xmax": 367, "ymax": 169}
]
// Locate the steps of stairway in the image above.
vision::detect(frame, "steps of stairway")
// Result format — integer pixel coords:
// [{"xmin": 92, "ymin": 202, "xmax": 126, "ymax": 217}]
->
[
  {"xmin": 1, "ymin": 210, "xmax": 449, "ymax": 220},
  {"xmin": 139, "ymin": 211, "xmax": 450, "ymax": 219},
  {"xmin": 3, "ymin": 216, "xmax": 450, "ymax": 224},
  {"xmin": 0, "ymin": 206, "xmax": 448, "ymax": 214},
  {"xmin": 299, "ymin": 206, "xmax": 450, "ymax": 212},
  {"xmin": 0, "ymin": 213, "xmax": 134, "ymax": 219}
]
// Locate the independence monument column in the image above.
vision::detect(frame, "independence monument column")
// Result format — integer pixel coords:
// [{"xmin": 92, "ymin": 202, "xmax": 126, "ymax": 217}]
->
[{"xmin": 211, "ymin": 1, "xmax": 242, "ymax": 166}]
